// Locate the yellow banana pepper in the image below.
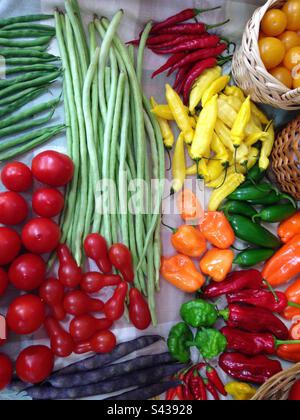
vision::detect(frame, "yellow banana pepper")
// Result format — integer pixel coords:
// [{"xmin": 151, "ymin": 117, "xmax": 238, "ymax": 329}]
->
[
  {"xmin": 211, "ymin": 132, "xmax": 229, "ymax": 165},
  {"xmin": 220, "ymin": 93, "xmax": 243, "ymax": 112},
  {"xmin": 190, "ymin": 94, "xmax": 218, "ymax": 161},
  {"xmin": 245, "ymin": 131, "xmax": 268, "ymax": 147},
  {"xmin": 207, "ymin": 165, "xmax": 246, "ymax": 188},
  {"xmin": 215, "ymin": 119, "xmax": 235, "ymax": 152},
  {"xmin": 235, "ymin": 143, "xmax": 249, "ymax": 165},
  {"xmin": 225, "ymin": 382, "xmax": 257, "ymax": 401},
  {"xmin": 172, "ymin": 133, "xmax": 186, "ymax": 193},
  {"xmin": 251, "ymin": 102, "xmax": 269, "ymax": 125},
  {"xmin": 208, "ymin": 173, "xmax": 245, "ymax": 211},
  {"xmin": 186, "ymin": 164, "xmax": 197, "ymax": 176},
  {"xmin": 166, "ymin": 84, "xmax": 194, "ymax": 145},
  {"xmin": 248, "ymin": 147, "xmax": 260, "ymax": 170},
  {"xmin": 217, "ymin": 97, "xmax": 238, "ymax": 128},
  {"xmin": 189, "ymin": 66, "xmax": 222, "ymax": 113},
  {"xmin": 231, "ymin": 96, "xmax": 251, "ymax": 147},
  {"xmin": 202, "ymin": 75, "xmax": 230, "ymax": 107},
  {"xmin": 225, "ymin": 85, "xmax": 245, "ymax": 102},
  {"xmin": 151, "ymin": 103, "xmax": 189, "ymax": 120},
  {"xmin": 259, "ymin": 122, "xmax": 275, "ymax": 171},
  {"xmin": 150, "ymin": 97, "xmax": 174, "ymax": 149},
  {"xmin": 198, "ymin": 159, "xmax": 210, "ymax": 180},
  {"xmin": 189, "ymin": 116, "xmax": 197, "ymax": 129},
  {"xmin": 207, "ymin": 159, "xmax": 225, "ymax": 182}
]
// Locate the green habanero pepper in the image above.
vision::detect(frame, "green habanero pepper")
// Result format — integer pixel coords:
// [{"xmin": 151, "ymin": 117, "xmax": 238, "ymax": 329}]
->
[
  {"xmin": 190, "ymin": 328, "xmax": 227, "ymax": 359},
  {"xmin": 234, "ymin": 248, "xmax": 276, "ymax": 268},
  {"xmin": 227, "ymin": 214, "xmax": 282, "ymax": 249},
  {"xmin": 167, "ymin": 322, "xmax": 193, "ymax": 363},
  {"xmin": 180, "ymin": 299, "xmax": 218, "ymax": 329},
  {"xmin": 220, "ymin": 200, "xmax": 257, "ymax": 218},
  {"xmin": 252, "ymin": 203, "xmax": 298, "ymax": 224}
]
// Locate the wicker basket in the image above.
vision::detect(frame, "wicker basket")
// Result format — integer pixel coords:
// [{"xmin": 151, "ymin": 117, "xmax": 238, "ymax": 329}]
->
[
  {"xmin": 232, "ymin": 0, "xmax": 300, "ymax": 110},
  {"xmin": 271, "ymin": 116, "xmax": 300, "ymax": 200},
  {"xmin": 252, "ymin": 363, "xmax": 300, "ymax": 400}
]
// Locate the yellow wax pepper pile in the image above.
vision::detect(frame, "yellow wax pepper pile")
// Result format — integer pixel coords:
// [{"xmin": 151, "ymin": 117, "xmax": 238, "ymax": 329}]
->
[{"xmin": 151, "ymin": 67, "xmax": 273, "ymax": 212}]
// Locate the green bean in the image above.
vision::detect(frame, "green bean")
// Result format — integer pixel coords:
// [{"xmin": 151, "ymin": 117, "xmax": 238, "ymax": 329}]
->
[
  {"xmin": 0, "ymin": 29, "xmax": 55, "ymax": 38},
  {"xmin": 55, "ymin": 12, "xmax": 80, "ymax": 250},
  {"xmin": 0, "ymin": 48, "xmax": 57, "ymax": 59},
  {"xmin": 0, "ymin": 87, "xmax": 47, "ymax": 118},
  {"xmin": 137, "ymin": 22, "xmax": 152, "ymax": 85},
  {"xmin": 0, "ymin": 15, "xmax": 53, "ymax": 28},
  {"xmin": 0, "ymin": 97, "xmax": 60, "ymax": 130},
  {"xmin": 4, "ymin": 57, "xmax": 59, "ymax": 65},
  {"xmin": 0, "ymin": 35, "xmax": 53, "ymax": 47},
  {"xmin": 154, "ymin": 218, "xmax": 162, "ymax": 292},
  {"xmin": 0, "ymin": 124, "xmax": 64, "ymax": 153},
  {"xmin": 104, "ymin": 66, "xmax": 111, "ymax": 108},
  {"xmin": 0, "ymin": 70, "xmax": 61, "ymax": 101},
  {"xmin": 1, "ymin": 23, "xmax": 55, "ymax": 32},
  {"xmin": 0, "ymin": 107, "xmax": 56, "ymax": 138},
  {"xmin": 5, "ymin": 64, "xmax": 59, "ymax": 75},
  {"xmin": 0, "ymin": 86, "xmax": 49, "ymax": 106},
  {"xmin": 0, "ymin": 126, "xmax": 65, "ymax": 161},
  {"xmin": 70, "ymin": 0, "xmax": 89, "ymax": 66},
  {"xmin": 0, "ymin": 70, "xmax": 58, "ymax": 88}
]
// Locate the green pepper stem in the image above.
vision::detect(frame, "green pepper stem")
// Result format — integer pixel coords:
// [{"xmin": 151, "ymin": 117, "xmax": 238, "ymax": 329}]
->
[
  {"xmin": 161, "ymin": 219, "xmax": 177, "ymax": 234},
  {"xmin": 216, "ymin": 165, "xmax": 228, "ymax": 189},
  {"xmin": 252, "ymin": 214, "xmax": 261, "ymax": 223},
  {"xmin": 218, "ymin": 309, "xmax": 229, "ymax": 321},
  {"xmin": 165, "ymin": 148, "xmax": 172, "ymax": 172},
  {"xmin": 263, "ymin": 279, "xmax": 279, "ymax": 303},
  {"xmin": 288, "ymin": 301, "xmax": 300, "ymax": 310},
  {"xmin": 195, "ymin": 6, "xmax": 222, "ymax": 15},
  {"xmin": 280, "ymin": 193, "xmax": 297, "ymax": 209},
  {"xmin": 207, "ymin": 19, "xmax": 230, "ymax": 30},
  {"xmin": 276, "ymin": 339, "xmax": 300, "ymax": 348}
]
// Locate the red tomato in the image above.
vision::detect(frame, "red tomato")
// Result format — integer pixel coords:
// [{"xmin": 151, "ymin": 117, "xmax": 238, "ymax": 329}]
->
[
  {"xmin": 0, "ymin": 191, "xmax": 28, "ymax": 225},
  {"xmin": 9, "ymin": 254, "xmax": 46, "ymax": 291},
  {"xmin": 0, "ymin": 227, "xmax": 21, "ymax": 266},
  {"xmin": 289, "ymin": 379, "xmax": 300, "ymax": 400},
  {"xmin": 32, "ymin": 151, "xmax": 74, "ymax": 187},
  {"xmin": 74, "ymin": 330, "xmax": 117, "ymax": 355},
  {"xmin": 0, "ymin": 353, "xmax": 13, "ymax": 390},
  {"xmin": 32, "ymin": 188, "xmax": 64, "ymax": 218},
  {"xmin": 0, "ymin": 268, "xmax": 8, "ymax": 296},
  {"xmin": 22, "ymin": 218, "xmax": 61, "ymax": 254},
  {"xmin": 7, "ymin": 294, "xmax": 46, "ymax": 335},
  {"xmin": 1, "ymin": 162, "xmax": 33, "ymax": 192},
  {"xmin": 16, "ymin": 345, "xmax": 54, "ymax": 384},
  {"xmin": 128, "ymin": 288, "xmax": 151, "ymax": 330}
]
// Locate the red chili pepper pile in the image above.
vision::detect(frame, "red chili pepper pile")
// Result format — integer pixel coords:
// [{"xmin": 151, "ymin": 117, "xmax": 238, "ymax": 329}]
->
[
  {"xmin": 128, "ymin": 8, "xmax": 231, "ymax": 98},
  {"xmin": 166, "ymin": 363, "xmax": 227, "ymax": 401}
]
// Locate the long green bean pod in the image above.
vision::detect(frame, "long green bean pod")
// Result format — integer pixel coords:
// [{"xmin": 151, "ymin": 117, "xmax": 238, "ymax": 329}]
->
[
  {"xmin": 5, "ymin": 64, "xmax": 59, "ymax": 75},
  {"xmin": 0, "ymin": 35, "xmax": 53, "ymax": 47},
  {"xmin": 1, "ymin": 23, "xmax": 55, "ymax": 32},
  {"xmin": 0, "ymin": 48, "xmax": 57, "ymax": 59},
  {"xmin": 70, "ymin": 0, "xmax": 89, "ymax": 64},
  {"xmin": 0, "ymin": 15, "xmax": 53, "ymax": 28},
  {"xmin": 4, "ymin": 57, "xmax": 59, "ymax": 65},
  {"xmin": 0, "ymin": 87, "xmax": 47, "ymax": 118},
  {"xmin": 0, "ymin": 29, "xmax": 55, "ymax": 38},
  {"xmin": 137, "ymin": 22, "xmax": 152, "ymax": 84},
  {"xmin": 0, "ymin": 70, "xmax": 58, "ymax": 89}
]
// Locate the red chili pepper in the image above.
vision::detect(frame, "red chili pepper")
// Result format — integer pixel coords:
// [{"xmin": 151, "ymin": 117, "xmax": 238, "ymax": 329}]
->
[
  {"xmin": 151, "ymin": 35, "xmax": 220, "ymax": 55},
  {"xmin": 156, "ymin": 20, "xmax": 230, "ymax": 35},
  {"xmin": 219, "ymin": 352, "xmax": 282, "ymax": 384},
  {"xmin": 183, "ymin": 368, "xmax": 195, "ymax": 400},
  {"xmin": 84, "ymin": 234, "xmax": 112, "ymax": 274},
  {"xmin": 128, "ymin": 34, "xmax": 178, "ymax": 46},
  {"xmin": 152, "ymin": 53, "xmax": 185, "ymax": 78},
  {"xmin": 206, "ymin": 365, "xmax": 227, "ymax": 396},
  {"xmin": 169, "ymin": 43, "xmax": 228, "ymax": 75},
  {"xmin": 176, "ymin": 372, "xmax": 186, "ymax": 400},
  {"xmin": 104, "ymin": 282, "xmax": 128, "ymax": 321},
  {"xmin": 203, "ymin": 269, "xmax": 263, "ymax": 299},
  {"xmin": 128, "ymin": 287, "xmax": 151, "ymax": 330},
  {"xmin": 190, "ymin": 371, "xmax": 207, "ymax": 400},
  {"xmin": 80, "ymin": 272, "xmax": 122, "ymax": 294},
  {"xmin": 166, "ymin": 387, "xmax": 177, "ymax": 400},
  {"xmin": 227, "ymin": 289, "xmax": 289, "ymax": 313},
  {"xmin": 109, "ymin": 244, "xmax": 134, "ymax": 283},
  {"xmin": 153, "ymin": 34, "xmax": 208, "ymax": 50},
  {"xmin": 219, "ymin": 304, "xmax": 289, "ymax": 340},
  {"xmin": 182, "ymin": 58, "xmax": 217, "ymax": 104},
  {"xmin": 57, "ymin": 244, "xmax": 82, "ymax": 289},
  {"xmin": 174, "ymin": 66, "xmax": 190, "ymax": 91},
  {"xmin": 151, "ymin": 7, "xmax": 222, "ymax": 34},
  {"xmin": 204, "ymin": 379, "xmax": 220, "ymax": 400}
]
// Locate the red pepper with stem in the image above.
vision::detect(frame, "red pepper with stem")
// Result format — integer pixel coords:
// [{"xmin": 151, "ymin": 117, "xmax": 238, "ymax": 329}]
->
[
  {"xmin": 151, "ymin": 7, "xmax": 222, "ymax": 33},
  {"xmin": 174, "ymin": 66, "xmax": 190, "ymax": 91},
  {"xmin": 203, "ymin": 269, "xmax": 263, "ymax": 299},
  {"xmin": 57, "ymin": 244, "xmax": 82, "ymax": 289},
  {"xmin": 183, "ymin": 368, "xmax": 195, "ymax": 400},
  {"xmin": 152, "ymin": 53, "xmax": 185, "ymax": 78},
  {"xmin": 219, "ymin": 352, "xmax": 282, "ymax": 384},
  {"xmin": 152, "ymin": 35, "xmax": 220, "ymax": 55},
  {"xmin": 206, "ymin": 365, "xmax": 227, "ymax": 396},
  {"xmin": 109, "ymin": 244, "xmax": 134, "ymax": 283},
  {"xmin": 128, "ymin": 34, "xmax": 177, "ymax": 46},
  {"xmin": 190, "ymin": 371, "xmax": 207, "ymax": 400},
  {"xmin": 204, "ymin": 379, "xmax": 220, "ymax": 400},
  {"xmin": 221, "ymin": 326, "xmax": 300, "ymax": 356},
  {"xmin": 104, "ymin": 282, "xmax": 128, "ymax": 321},
  {"xmin": 227, "ymin": 289, "xmax": 300, "ymax": 314},
  {"xmin": 219, "ymin": 304, "xmax": 289, "ymax": 340},
  {"xmin": 152, "ymin": 34, "xmax": 208, "ymax": 50},
  {"xmin": 153, "ymin": 18, "xmax": 228, "ymax": 36},
  {"xmin": 169, "ymin": 43, "xmax": 228, "ymax": 75},
  {"xmin": 80, "ymin": 272, "xmax": 122, "ymax": 294},
  {"xmin": 84, "ymin": 234, "xmax": 112, "ymax": 274}
]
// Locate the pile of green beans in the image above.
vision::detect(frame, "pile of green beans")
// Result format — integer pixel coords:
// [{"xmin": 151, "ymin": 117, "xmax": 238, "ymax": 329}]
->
[
  {"xmin": 0, "ymin": 13, "xmax": 64, "ymax": 162},
  {"xmin": 56, "ymin": 1, "xmax": 165, "ymax": 324}
]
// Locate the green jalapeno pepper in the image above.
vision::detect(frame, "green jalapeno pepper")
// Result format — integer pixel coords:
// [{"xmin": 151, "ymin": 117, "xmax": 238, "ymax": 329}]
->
[
  {"xmin": 180, "ymin": 299, "xmax": 218, "ymax": 328},
  {"xmin": 167, "ymin": 322, "xmax": 193, "ymax": 363},
  {"xmin": 220, "ymin": 200, "xmax": 257, "ymax": 218},
  {"xmin": 252, "ymin": 203, "xmax": 297, "ymax": 223},
  {"xmin": 243, "ymin": 164, "xmax": 266, "ymax": 187},
  {"xmin": 234, "ymin": 248, "xmax": 276, "ymax": 267}
]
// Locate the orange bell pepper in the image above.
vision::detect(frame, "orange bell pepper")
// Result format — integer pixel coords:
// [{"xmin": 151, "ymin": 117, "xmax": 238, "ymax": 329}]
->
[
  {"xmin": 278, "ymin": 212, "xmax": 300, "ymax": 244},
  {"xmin": 284, "ymin": 278, "xmax": 300, "ymax": 320},
  {"xmin": 199, "ymin": 248, "xmax": 234, "ymax": 282},
  {"xmin": 277, "ymin": 343, "xmax": 300, "ymax": 363},
  {"xmin": 176, "ymin": 189, "xmax": 204, "ymax": 222},
  {"xmin": 171, "ymin": 225, "xmax": 207, "ymax": 258},
  {"xmin": 262, "ymin": 234, "xmax": 300, "ymax": 287},
  {"xmin": 199, "ymin": 211, "xmax": 235, "ymax": 249},
  {"xmin": 160, "ymin": 254, "xmax": 205, "ymax": 293}
]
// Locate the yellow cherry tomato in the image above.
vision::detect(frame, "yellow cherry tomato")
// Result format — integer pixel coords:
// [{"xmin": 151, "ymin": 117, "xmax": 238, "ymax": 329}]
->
[
  {"xmin": 258, "ymin": 31, "xmax": 267, "ymax": 40},
  {"xmin": 259, "ymin": 37, "xmax": 286, "ymax": 70},
  {"xmin": 270, "ymin": 66, "xmax": 293, "ymax": 88},
  {"xmin": 282, "ymin": 0, "xmax": 300, "ymax": 31},
  {"xmin": 292, "ymin": 67, "xmax": 300, "ymax": 88},
  {"xmin": 261, "ymin": 9, "xmax": 287, "ymax": 36},
  {"xmin": 283, "ymin": 46, "xmax": 300, "ymax": 72},
  {"xmin": 279, "ymin": 31, "xmax": 300, "ymax": 51}
]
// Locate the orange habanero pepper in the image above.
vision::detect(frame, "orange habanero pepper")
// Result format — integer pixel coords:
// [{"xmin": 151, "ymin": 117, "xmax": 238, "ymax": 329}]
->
[
  {"xmin": 200, "ymin": 248, "xmax": 234, "ymax": 282},
  {"xmin": 262, "ymin": 234, "xmax": 300, "ymax": 287},
  {"xmin": 176, "ymin": 189, "xmax": 204, "ymax": 222},
  {"xmin": 284, "ymin": 278, "xmax": 300, "ymax": 320},
  {"xmin": 169, "ymin": 224, "xmax": 207, "ymax": 258},
  {"xmin": 278, "ymin": 212, "xmax": 300, "ymax": 244},
  {"xmin": 199, "ymin": 212, "xmax": 235, "ymax": 249},
  {"xmin": 290, "ymin": 321, "xmax": 300, "ymax": 340},
  {"xmin": 160, "ymin": 254, "xmax": 205, "ymax": 293},
  {"xmin": 277, "ymin": 343, "xmax": 300, "ymax": 363}
]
